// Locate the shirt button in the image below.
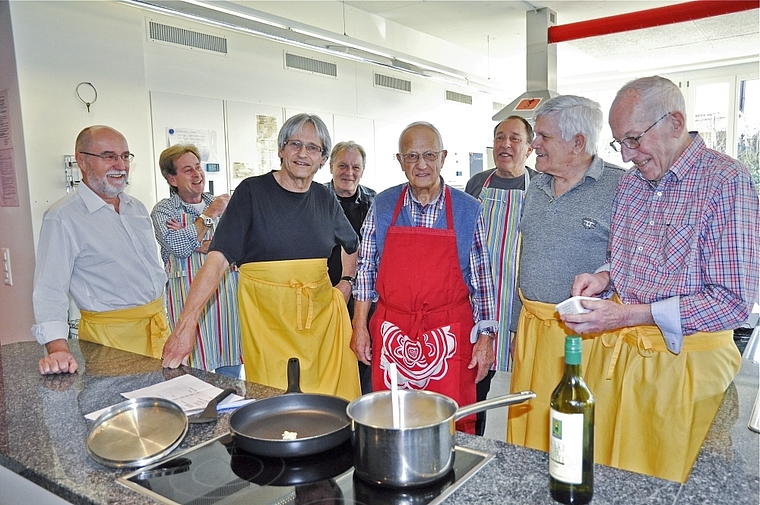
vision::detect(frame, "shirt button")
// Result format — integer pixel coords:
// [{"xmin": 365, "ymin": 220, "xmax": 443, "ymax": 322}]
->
[
  {"xmin": 656, "ymin": 191, "xmax": 662, "ymax": 196},
  {"xmin": 649, "ymin": 221, "xmax": 654, "ymax": 225},
  {"xmin": 637, "ymin": 246, "xmax": 643, "ymax": 251}
]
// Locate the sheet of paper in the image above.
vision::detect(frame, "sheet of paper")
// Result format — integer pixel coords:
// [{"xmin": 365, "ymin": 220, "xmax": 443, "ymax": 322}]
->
[{"xmin": 85, "ymin": 374, "xmax": 249, "ymax": 421}]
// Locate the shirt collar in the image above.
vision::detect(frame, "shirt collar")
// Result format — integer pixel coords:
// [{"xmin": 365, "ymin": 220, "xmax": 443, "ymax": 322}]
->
[
  {"xmin": 170, "ymin": 191, "xmax": 214, "ymax": 211},
  {"xmin": 405, "ymin": 177, "xmax": 446, "ymax": 208},
  {"xmin": 633, "ymin": 132, "xmax": 702, "ymax": 184},
  {"xmin": 533, "ymin": 155, "xmax": 605, "ymax": 192},
  {"xmin": 78, "ymin": 182, "xmax": 131, "ymax": 213},
  {"xmin": 327, "ymin": 180, "xmax": 363, "ymax": 204}
]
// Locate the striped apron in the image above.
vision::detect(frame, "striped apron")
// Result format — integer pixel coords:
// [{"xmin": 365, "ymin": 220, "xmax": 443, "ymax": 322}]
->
[
  {"xmin": 164, "ymin": 212, "xmax": 241, "ymax": 371},
  {"xmin": 477, "ymin": 171, "xmax": 529, "ymax": 371}
]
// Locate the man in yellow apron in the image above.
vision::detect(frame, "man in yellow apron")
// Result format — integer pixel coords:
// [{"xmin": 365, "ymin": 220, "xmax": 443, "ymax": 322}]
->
[
  {"xmin": 162, "ymin": 114, "xmax": 361, "ymax": 401},
  {"xmin": 507, "ymin": 96, "xmax": 624, "ymax": 451},
  {"xmin": 562, "ymin": 76, "xmax": 759, "ymax": 483},
  {"xmin": 464, "ymin": 116, "xmax": 535, "ymax": 435},
  {"xmin": 33, "ymin": 126, "xmax": 170, "ymax": 375}
]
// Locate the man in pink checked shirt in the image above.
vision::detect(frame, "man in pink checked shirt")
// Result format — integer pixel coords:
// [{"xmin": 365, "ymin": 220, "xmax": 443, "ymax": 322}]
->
[{"xmin": 561, "ymin": 76, "xmax": 759, "ymax": 483}]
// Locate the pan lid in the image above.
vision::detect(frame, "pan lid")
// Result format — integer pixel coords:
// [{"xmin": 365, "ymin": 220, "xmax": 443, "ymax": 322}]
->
[{"xmin": 86, "ymin": 397, "xmax": 188, "ymax": 468}]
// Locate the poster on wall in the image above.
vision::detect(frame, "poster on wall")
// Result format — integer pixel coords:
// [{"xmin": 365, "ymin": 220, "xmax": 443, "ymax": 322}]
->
[
  {"xmin": 165, "ymin": 127, "xmax": 219, "ymax": 163},
  {"xmin": 0, "ymin": 149, "xmax": 19, "ymax": 207},
  {"xmin": 231, "ymin": 114, "xmax": 279, "ymax": 188},
  {"xmin": 0, "ymin": 89, "xmax": 12, "ymax": 149}
]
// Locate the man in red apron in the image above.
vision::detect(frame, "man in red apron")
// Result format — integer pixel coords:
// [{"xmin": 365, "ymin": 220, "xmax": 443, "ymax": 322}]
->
[
  {"xmin": 351, "ymin": 122, "xmax": 497, "ymax": 434},
  {"xmin": 464, "ymin": 116, "xmax": 536, "ymax": 435}
]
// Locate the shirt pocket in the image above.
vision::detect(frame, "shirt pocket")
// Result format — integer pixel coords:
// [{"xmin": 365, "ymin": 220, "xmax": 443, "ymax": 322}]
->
[{"xmin": 656, "ymin": 224, "xmax": 693, "ymax": 272}]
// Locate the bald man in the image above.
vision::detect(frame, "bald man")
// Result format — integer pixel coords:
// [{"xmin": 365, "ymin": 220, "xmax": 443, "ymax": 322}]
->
[{"xmin": 33, "ymin": 125, "xmax": 169, "ymax": 374}]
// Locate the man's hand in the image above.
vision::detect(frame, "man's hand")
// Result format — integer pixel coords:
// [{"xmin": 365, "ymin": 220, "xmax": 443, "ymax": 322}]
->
[
  {"xmin": 39, "ymin": 339, "xmax": 79, "ymax": 375},
  {"xmin": 561, "ymin": 299, "xmax": 654, "ymax": 335},
  {"xmin": 166, "ymin": 218, "xmax": 183, "ymax": 231},
  {"xmin": 469, "ymin": 334, "xmax": 495, "ymax": 382},
  {"xmin": 350, "ymin": 325, "xmax": 372, "ymax": 365},
  {"xmin": 161, "ymin": 328, "xmax": 194, "ymax": 369},
  {"xmin": 571, "ymin": 272, "xmax": 609, "ymax": 297},
  {"xmin": 205, "ymin": 194, "xmax": 231, "ymax": 218},
  {"xmin": 194, "ymin": 239, "xmax": 211, "ymax": 254}
]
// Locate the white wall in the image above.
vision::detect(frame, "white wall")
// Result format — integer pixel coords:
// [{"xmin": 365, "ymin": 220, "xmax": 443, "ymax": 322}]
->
[
  {"xmin": 0, "ymin": 0, "xmax": 36, "ymax": 344},
  {"xmin": 1, "ymin": 0, "xmax": 502, "ymax": 344}
]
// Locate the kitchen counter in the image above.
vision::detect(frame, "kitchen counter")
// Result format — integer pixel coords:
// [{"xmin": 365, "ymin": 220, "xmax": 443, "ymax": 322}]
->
[{"xmin": 0, "ymin": 340, "xmax": 757, "ymax": 504}]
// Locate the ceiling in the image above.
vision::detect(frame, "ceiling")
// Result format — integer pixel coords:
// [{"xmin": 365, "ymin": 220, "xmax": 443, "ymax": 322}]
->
[{"xmin": 238, "ymin": 1, "xmax": 759, "ymax": 84}]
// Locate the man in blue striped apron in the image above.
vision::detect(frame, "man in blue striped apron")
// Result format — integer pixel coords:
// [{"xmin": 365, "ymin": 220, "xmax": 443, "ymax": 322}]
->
[
  {"xmin": 151, "ymin": 144, "xmax": 242, "ymax": 378},
  {"xmin": 464, "ymin": 116, "xmax": 535, "ymax": 435}
]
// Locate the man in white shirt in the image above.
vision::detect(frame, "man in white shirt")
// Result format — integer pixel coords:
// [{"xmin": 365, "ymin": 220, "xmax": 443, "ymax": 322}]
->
[{"xmin": 33, "ymin": 125, "xmax": 168, "ymax": 374}]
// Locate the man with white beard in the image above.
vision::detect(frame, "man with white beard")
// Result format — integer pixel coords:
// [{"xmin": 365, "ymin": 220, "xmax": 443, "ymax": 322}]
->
[{"xmin": 33, "ymin": 125, "xmax": 169, "ymax": 374}]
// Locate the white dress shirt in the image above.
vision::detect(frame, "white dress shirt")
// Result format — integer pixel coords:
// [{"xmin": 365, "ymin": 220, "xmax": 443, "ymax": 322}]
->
[{"xmin": 32, "ymin": 183, "xmax": 167, "ymax": 345}]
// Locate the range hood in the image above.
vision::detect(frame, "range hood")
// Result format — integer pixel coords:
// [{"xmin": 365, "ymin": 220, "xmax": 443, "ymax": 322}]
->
[{"xmin": 493, "ymin": 8, "xmax": 558, "ymax": 122}]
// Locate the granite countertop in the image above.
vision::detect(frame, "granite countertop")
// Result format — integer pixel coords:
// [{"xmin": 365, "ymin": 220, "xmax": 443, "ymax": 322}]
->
[{"xmin": 0, "ymin": 340, "xmax": 757, "ymax": 505}]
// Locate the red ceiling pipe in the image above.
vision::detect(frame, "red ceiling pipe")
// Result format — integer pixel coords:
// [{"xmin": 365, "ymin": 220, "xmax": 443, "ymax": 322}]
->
[{"xmin": 548, "ymin": 0, "xmax": 759, "ymax": 44}]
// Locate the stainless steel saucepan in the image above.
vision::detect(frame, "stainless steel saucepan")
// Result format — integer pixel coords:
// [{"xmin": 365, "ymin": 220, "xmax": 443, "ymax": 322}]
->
[{"xmin": 347, "ymin": 389, "xmax": 535, "ymax": 487}]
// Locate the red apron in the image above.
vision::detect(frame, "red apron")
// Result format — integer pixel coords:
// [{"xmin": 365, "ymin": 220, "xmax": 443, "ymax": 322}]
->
[{"xmin": 370, "ymin": 186, "xmax": 477, "ymax": 433}]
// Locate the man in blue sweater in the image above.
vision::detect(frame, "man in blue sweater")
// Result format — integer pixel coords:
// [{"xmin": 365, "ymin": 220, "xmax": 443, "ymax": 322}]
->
[{"xmin": 350, "ymin": 121, "xmax": 496, "ymax": 434}]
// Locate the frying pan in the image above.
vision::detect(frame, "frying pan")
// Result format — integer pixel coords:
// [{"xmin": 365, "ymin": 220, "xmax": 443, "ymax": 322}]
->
[
  {"xmin": 230, "ymin": 439, "xmax": 353, "ymax": 486},
  {"xmin": 229, "ymin": 357, "xmax": 351, "ymax": 457}
]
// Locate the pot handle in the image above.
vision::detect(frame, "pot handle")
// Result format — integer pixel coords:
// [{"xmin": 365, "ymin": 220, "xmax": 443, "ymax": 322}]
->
[
  {"xmin": 286, "ymin": 357, "xmax": 303, "ymax": 394},
  {"xmin": 454, "ymin": 390, "xmax": 536, "ymax": 420}
]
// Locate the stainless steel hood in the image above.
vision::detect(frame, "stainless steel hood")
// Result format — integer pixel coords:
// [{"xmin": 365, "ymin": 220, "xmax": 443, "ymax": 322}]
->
[{"xmin": 493, "ymin": 8, "xmax": 558, "ymax": 122}]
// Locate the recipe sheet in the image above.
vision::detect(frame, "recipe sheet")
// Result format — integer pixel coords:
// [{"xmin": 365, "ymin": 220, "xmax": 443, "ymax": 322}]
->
[{"xmin": 85, "ymin": 374, "xmax": 253, "ymax": 421}]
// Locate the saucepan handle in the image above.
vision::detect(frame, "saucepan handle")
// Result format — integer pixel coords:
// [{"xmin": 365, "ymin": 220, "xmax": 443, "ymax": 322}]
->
[{"xmin": 454, "ymin": 390, "xmax": 536, "ymax": 420}]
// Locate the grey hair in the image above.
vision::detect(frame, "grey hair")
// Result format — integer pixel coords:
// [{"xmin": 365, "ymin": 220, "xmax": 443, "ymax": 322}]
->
[
  {"xmin": 398, "ymin": 121, "xmax": 444, "ymax": 152},
  {"xmin": 330, "ymin": 141, "xmax": 367, "ymax": 168},
  {"xmin": 613, "ymin": 75, "xmax": 686, "ymax": 122},
  {"xmin": 533, "ymin": 95, "xmax": 603, "ymax": 156},
  {"xmin": 277, "ymin": 113, "xmax": 331, "ymax": 157}
]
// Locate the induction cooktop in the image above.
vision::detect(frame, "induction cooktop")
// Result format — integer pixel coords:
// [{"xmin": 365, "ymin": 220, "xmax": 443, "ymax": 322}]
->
[{"xmin": 118, "ymin": 432, "xmax": 493, "ymax": 505}]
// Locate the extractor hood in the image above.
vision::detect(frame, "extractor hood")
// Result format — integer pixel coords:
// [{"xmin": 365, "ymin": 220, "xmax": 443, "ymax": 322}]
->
[{"xmin": 493, "ymin": 8, "xmax": 558, "ymax": 122}]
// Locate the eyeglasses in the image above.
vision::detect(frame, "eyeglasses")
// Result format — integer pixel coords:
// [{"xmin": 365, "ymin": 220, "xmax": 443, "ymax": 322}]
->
[
  {"xmin": 609, "ymin": 113, "xmax": 671, "ymax": 152},
  {"xmin": 398, "ymin": 151, "xmax": 443, "ymax": 164},
  {"xmin": 284, "ymin": 140, "xmax": 324, "ymax": 155},
  {"xmin": 80, "ymin": 151, "xmax": 134, "ymax": 163}
]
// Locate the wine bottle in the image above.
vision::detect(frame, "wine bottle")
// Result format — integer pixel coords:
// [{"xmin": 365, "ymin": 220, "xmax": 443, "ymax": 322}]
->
[{"xmin": 549, "ymin": 335, "xmax": 594, "ymax": 504}]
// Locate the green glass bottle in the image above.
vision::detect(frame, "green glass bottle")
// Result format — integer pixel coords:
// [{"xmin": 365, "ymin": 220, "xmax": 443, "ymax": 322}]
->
[{"xmin": 549, "ymin": 335, "xmax": 594, "ymax": 504}]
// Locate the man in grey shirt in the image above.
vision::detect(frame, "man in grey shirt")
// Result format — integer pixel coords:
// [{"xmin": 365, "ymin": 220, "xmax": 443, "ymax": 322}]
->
[
  {"xmin": 507, "ymin": 95, "xmax": 624, "ymax": 452},
  {"xmin": 33, "ymin": 125, "xmax": 168, "ymax": 375}
]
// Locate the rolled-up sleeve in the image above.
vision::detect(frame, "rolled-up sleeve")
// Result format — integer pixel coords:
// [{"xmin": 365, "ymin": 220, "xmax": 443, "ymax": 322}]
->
[{"xmin": 354, "ymin": 205, "xmax": 379, "ymax": 302}]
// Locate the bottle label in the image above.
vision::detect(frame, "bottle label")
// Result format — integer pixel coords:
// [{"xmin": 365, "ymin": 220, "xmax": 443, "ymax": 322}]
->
[{"xmin": 549, "ymin": 408, "xmax": 584, "ymax": 484}]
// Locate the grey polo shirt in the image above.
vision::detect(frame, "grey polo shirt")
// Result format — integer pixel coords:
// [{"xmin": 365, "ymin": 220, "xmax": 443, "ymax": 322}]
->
[{"xmin": 512, "ymin": 156, "xmax": 625, "ymax": 330}]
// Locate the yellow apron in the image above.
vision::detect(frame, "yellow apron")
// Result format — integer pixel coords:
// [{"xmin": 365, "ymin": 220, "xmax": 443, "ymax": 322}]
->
[
  {"xmin": 78, "ymin": 297, "xmax": 170, "ymax": 359},
  {"xmin": 586, "ymin": 323, "xmax": 740, "ymax": 483},
  {"xmin": 237, "ymin": 259, "xmax": 360, "ymax": 401},
  {"xmin": 507, "ymin": 290, "xmax": 593, "ymax": 451}
]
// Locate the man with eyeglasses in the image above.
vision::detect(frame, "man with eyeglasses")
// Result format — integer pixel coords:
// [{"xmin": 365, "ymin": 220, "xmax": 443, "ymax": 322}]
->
[
  {"xmin": 150, "ymin": 144, "xmax": 242, "ymax": 379},
  {"xmin": 33, "ymin": 125, "xmax": 169, "ymax": 374},
  {"xmin": 464, "ymin": 116, "xmax": 536, "ymax": 435},
  {"xmin": 562, "ymin": 76, "xmax": 760, "ymax": 483},
  {"xmin": 324, "ymin": 141, "xmax": 376, "ymax": 394},
  {"xmin": 351, "ymin": 121, "xmax": 496, "ymax": 434},
  {"xmin": 507, "ymin": 95, "xmax": 624, "ymax": 452},
  {"xmin": 163, "ymin": 113, "xmax": 361, "ymax": 401}
]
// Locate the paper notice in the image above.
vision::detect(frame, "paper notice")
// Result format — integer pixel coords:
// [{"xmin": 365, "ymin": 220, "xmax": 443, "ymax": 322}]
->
[{"xmin": 84, "ymin": 374, "xmax": 251, "ymax": 421}]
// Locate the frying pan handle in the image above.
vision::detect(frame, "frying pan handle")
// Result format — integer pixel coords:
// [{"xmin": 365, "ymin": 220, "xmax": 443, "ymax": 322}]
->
[
  {"xmin": 454, "ymin": 390, "xmax": 536, "ymax": 420},
  {"xmin": 286, "ymin": 357, "xmax": 303, "ymax": 394}
]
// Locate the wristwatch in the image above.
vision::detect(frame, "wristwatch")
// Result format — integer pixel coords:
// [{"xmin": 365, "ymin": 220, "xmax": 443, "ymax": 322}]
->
[
  {"xmin": 340, "ymin": 275, "xmax": 356, "ymax": 287},
  {"xmin": 479, "ymin": 329, "xmax": 496, "ymax": 339},
  {"xmin": 199, "ymin": 213, "xmax": 214, "ymax": 227}
]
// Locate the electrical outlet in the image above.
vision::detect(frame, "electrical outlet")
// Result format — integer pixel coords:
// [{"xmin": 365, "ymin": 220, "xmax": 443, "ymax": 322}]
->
[{"xmin": 2, "ymin": 247, "xmax": 12, "ymax": 286}]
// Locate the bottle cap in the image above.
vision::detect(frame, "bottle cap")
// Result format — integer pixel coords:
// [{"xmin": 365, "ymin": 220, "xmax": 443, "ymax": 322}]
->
[{"xmin": 565, "ymin": 335, "xmax": 582, "ymax": 365}]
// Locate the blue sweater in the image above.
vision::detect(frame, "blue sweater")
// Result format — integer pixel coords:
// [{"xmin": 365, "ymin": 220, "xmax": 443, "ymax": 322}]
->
[{"xmin": 373, "ymin": 183, "xmax": 482, "ymax": 290}]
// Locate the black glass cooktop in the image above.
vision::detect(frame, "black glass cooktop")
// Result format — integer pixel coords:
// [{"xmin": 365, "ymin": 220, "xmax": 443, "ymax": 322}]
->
[{"xmin": 118, "ymin": 433, "xmax": 492, "ymax": 505}]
